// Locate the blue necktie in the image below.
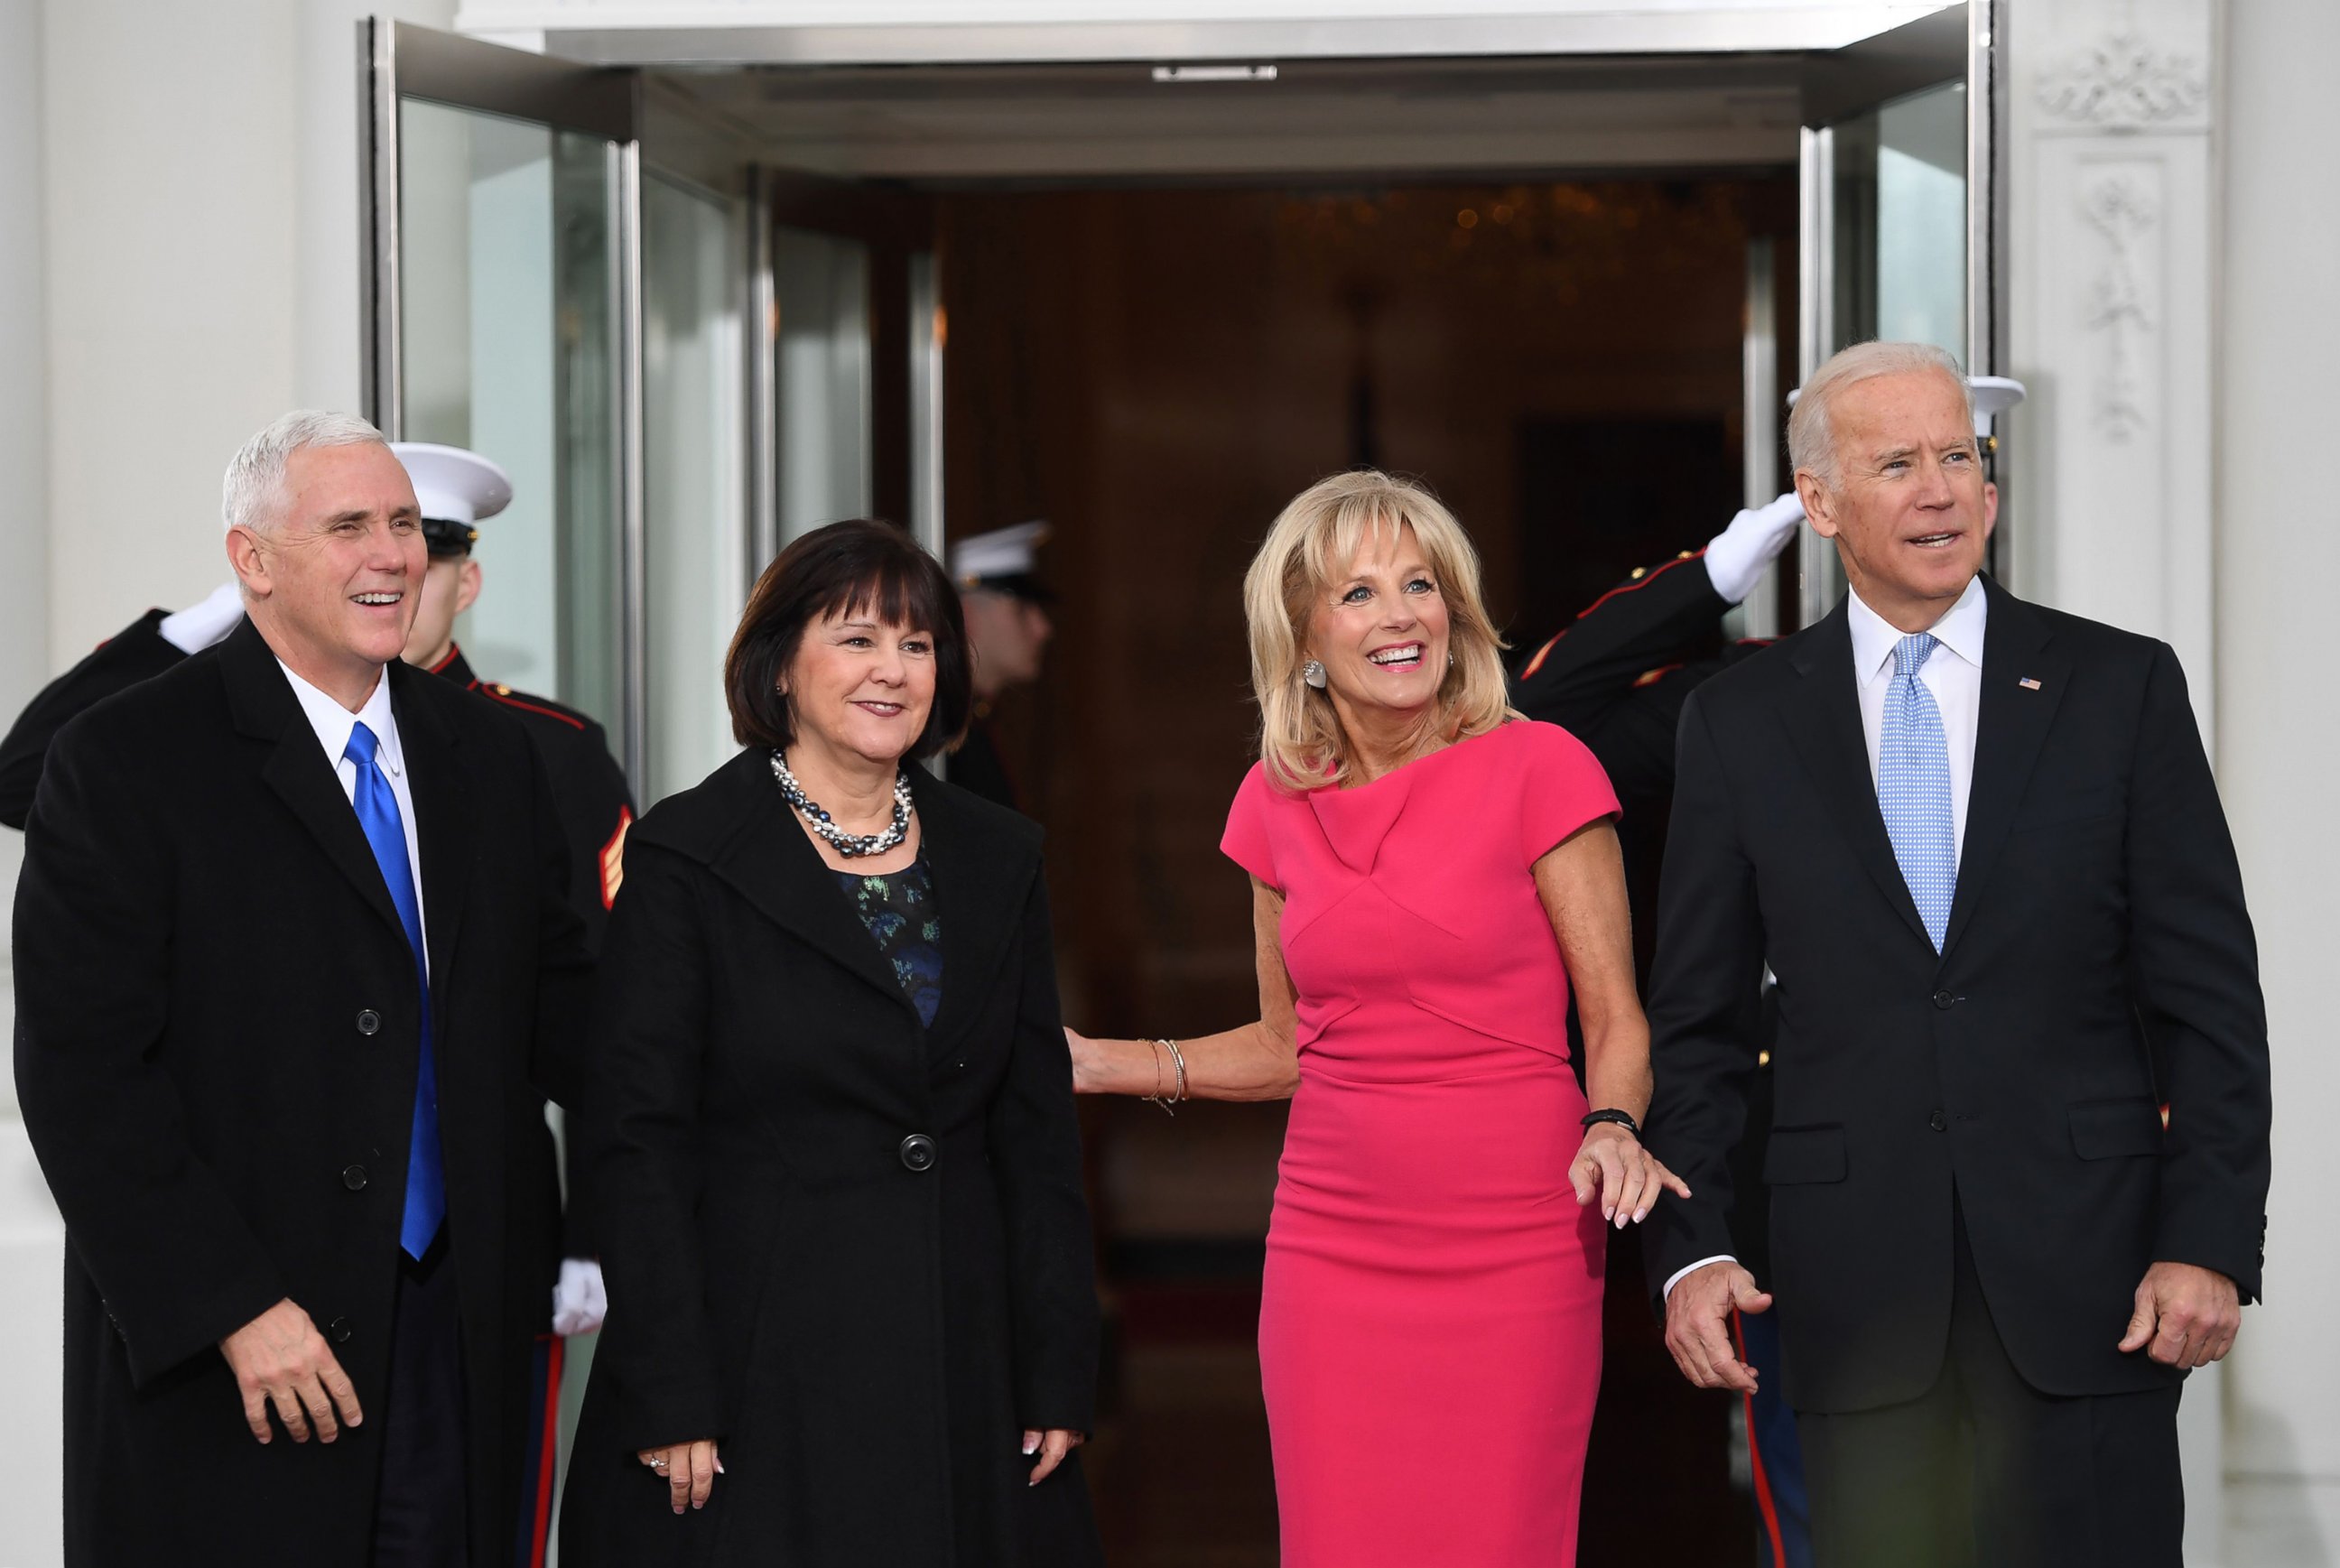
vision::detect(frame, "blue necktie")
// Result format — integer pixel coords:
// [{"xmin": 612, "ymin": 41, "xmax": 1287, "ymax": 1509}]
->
[
  {"xmin": 1878, "ymin": 634, "xmax": 1957, "ymax": 951},
  {"xmin": 344, "ymin": 722, "xmax": 445, "ymax": 1258}
]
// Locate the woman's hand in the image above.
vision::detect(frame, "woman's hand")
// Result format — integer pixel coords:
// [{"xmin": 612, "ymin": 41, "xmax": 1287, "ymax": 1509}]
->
[
  {"xmin": 1022, "ymin": 1426, "xmax": 1085, "ymax": 1486},
  {"xmin": 1064, "ymin": 1026, "xmax": 1110, "ymax": 1094},
  {"xmin": 637, "ymin": 1439, "xmax": 722, "ymax": 1514},
  {"xmin": 1570, "ymin": 1123, "xmax": 1691, "ymax": 1229}
]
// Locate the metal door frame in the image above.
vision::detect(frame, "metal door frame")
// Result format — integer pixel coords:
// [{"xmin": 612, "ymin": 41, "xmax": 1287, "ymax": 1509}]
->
[{"xmin": 358, "ymin": 17, "xmax": 648, "ymax": 784}]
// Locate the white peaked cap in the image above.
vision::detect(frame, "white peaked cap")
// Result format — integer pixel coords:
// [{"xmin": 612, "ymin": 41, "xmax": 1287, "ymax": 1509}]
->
[
  {"xmin": 390, "ymin": 441, "xmax": 514, "ymax": 525},
  {"xmin": 1784, "ymin": 376, "xmax": 2029, "ymax": 439},
  {"xmin": 950, "ymin": 520, "xmax": 1050, "ymax": 587}
]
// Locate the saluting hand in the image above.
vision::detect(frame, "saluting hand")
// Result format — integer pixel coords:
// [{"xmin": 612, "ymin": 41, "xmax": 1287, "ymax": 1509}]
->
[
  {"xmin": 639, "ymin": 1439, "xmax": 723, "ymax": 1513},
  {"xmin": 1569, "ymin": 1123, "xmax": 1691, "ymax": 1229},
  {"xmin": 219, "ymin": 1298, "xmax": 364, "ymax": 1444}
]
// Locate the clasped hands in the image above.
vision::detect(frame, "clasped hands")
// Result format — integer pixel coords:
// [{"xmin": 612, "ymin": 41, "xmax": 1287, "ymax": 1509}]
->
[
  {"xmin": 634, "ymin": 1428, "xmax": 1085, "ymax": 1515},
  {"xmin": 1663, "ymin": 1257, "xmax": 2242, "ymax": 1394}
]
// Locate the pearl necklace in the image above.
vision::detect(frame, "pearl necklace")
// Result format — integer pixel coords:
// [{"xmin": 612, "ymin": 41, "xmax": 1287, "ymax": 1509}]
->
[{"xmin": 769, "ymin": 751, "xmax": 915, "ymax": 858}]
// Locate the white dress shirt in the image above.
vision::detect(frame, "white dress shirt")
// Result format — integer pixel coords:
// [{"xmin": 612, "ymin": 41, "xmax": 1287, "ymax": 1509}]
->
[
  {"xmin": 1661, "ymin": 575, "xmax": 1989, "ymax": 1302},
  {"xmin": 278, "ymin": 659, "xmax": 430, "ymax": 975}
]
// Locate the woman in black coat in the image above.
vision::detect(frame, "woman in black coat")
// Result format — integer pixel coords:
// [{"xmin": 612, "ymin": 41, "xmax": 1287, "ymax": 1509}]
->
[{"xmin": 563, "ymin": 520, "xmax": 1102, "ymax": 1566}]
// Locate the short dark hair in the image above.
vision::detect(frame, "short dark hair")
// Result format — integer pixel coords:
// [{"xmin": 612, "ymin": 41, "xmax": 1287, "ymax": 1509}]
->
[{"xmin": 723, "ymin": 519, "xmax": 971, "ymax": 760}]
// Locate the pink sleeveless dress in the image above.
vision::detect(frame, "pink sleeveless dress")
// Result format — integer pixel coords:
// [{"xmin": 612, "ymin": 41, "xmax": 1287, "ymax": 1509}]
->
[{"xmin": 1221, "ymin": 720, "xmax": 1620, "ymax": 1566}]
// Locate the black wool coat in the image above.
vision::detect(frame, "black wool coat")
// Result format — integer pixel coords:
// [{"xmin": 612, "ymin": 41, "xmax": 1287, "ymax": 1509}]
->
[
  {"xmin": 562, "ymin": 749, "xmax": 1102, "ymax": 1567},
  {"xmin": 12, "ymin": 620, "xmax": 593, "ymax": 1568},
  {"xmin": 1642, "ymin": 580, "xmax": 2271, "ymax": 1413}
]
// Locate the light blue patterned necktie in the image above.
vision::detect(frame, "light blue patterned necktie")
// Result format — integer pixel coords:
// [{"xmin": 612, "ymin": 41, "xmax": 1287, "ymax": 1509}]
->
[{"xmin": 1879, "ymin": 633, "xmax": 1956, "ymax": 951}]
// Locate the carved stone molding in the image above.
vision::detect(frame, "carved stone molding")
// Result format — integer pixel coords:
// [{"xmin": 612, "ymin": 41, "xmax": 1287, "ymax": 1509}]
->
[
  {"xmin": 2077, "ymin": 173, "xmax": 2159, "ymax": 441},
  {"xmin": 2036, "ymin": 32, "xmax": 2209, "ymax": 129}
]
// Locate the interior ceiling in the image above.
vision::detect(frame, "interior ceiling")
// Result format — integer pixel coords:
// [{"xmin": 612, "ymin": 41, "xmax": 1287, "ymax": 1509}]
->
[{"xmin": 654, "ymin": 55, "xmax": 1822, "ymax": 183}]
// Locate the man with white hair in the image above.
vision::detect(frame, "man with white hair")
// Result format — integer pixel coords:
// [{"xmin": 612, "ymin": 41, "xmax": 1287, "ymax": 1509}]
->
[
  {"xmin": 14, "ymin": 411, "xmax": 592, "ymax": 1567},
  {"xmin": 1641, "ymin": 342, "xmax": 2270, "ymax": 1564}
]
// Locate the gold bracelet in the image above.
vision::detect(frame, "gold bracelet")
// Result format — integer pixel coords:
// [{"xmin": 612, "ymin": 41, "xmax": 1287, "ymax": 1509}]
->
[{"xmin": 1162, "ymin": 1039, "xmax": 1188, "ymax": 1107}]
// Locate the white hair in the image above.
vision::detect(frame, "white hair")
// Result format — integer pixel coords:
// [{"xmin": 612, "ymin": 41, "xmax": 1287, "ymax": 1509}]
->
[
  {"xmin": 221, "ymin": 410, "xmax": 388, "ymax": 535},
  {"xmin": 1788, "ymin": 341, "xmax": 1974, "ymax": 494}
]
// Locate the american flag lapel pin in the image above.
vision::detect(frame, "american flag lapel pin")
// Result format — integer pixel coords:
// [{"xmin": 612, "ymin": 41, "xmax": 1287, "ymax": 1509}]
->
[{"xmin": 2019, "ymin": 676, "xmax": 2043, "ymax": 691}]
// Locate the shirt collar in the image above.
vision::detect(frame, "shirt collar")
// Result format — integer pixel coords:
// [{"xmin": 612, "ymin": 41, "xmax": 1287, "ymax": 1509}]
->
[
  {"xmin": 1847, "ymin": 573, "xmax": 1988, "ymax": 680},
  {"xmin": 276, "ymin": 658, "xmax": 404, "ymax": 779}
]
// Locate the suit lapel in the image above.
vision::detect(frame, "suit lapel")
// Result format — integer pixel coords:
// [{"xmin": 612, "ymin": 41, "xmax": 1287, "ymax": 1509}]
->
[
  {"xmin": 913, "ymin": 771, "xmax": 1038, "ymax": 1063},
  {"xmin": 1779, "ymin": 601, "xmax": 1934, "ymax": 949},
  {"xmin": 224, "ymin": 622, "xmax": 409, "ymax": 948},
  {"xmin": 707, "ymin": 753, "xmax": 917, "ymax": 1018},
  {"xmin": 1939, "ymin": 580, "xmax": 2067, "ymax": 960},
  {"xmin": 391, "ymin": 664, "xmax": 474, "ymax": 1012}
]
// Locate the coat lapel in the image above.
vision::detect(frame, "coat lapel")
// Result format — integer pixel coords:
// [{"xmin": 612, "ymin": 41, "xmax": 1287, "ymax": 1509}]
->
[
  {"xmin": 1779, "ymin": 600, "xmax": 1934, "ymax": 949},
  {"xmin": 223, "ymin": 622, "xmax": 410, "ymax": 949},
  {"xmin": 391, "ymin": 663, "xmax": 474, "ymax": 1013},
  {"xmin": 705, "ymin": 751, "xmax": 916, "ymax": 1017},
  {"xmin": 1938, "ymin": 580, "xmax": 2068, "ymax": 960},
  {"xmin": 913, "ymin": 770, "xmax": 1038, "ymax": 1063}
]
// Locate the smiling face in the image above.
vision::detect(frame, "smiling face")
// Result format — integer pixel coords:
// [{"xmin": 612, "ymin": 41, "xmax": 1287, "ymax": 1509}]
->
[
  {"xmin": 779, "ymin": 606, "xmax": 938, "ymax": 771},
  {"xmin": 228, "ymin": 441, "xmax": 426, "ymax": 708},
  {"xmin": 1798, "ymin": 368, "xmax": 1998, "ymax": 631},
  {"xmin": 1304, "ymin": 521, "xmax": 1452, "ymax": 728}
]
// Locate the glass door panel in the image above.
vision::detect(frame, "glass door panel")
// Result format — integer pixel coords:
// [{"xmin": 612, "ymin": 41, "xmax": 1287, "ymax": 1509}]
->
[
  {"xmin": 643, "ymin": 172, "xmax": 747, "ymax": 803},
  {"xmin": 774, "ymin": 225, "xmax": 874, "ymax": 544},
  {"xmin": 396, "ymin": 101, "xmax": 624, "ymax": 730}
]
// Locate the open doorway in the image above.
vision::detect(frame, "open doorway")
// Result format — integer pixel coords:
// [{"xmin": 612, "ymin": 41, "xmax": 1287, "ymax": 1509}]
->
[{"xmin": 933, "ymin": 171, "xmax": 1793, "ymax": 1564}]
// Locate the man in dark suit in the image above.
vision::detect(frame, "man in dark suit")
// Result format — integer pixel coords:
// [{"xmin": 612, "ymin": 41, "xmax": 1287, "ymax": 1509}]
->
[
  {"xmin": 1643, "ymin": 342, "xmax": 2270, "ymax": 1565},
  {"xmin": 13, "ymin": 411, "xmax": 592, "ymax": 1567}
]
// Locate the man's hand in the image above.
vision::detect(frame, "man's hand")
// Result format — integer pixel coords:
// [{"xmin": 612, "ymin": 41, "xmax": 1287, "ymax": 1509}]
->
[
  {"xmin": 552, "ymin": 1257, "xmax": 608, "ymax": 1337},
  {"xmin": 1663, "ymin": 1259, "xmax": 1772, "ymax": 1393},
  {"xmin": 219, "ymin": 1298, "xmax": 363, "ymax": 1444},
  {"xmin": 2119, "ymin": 1261, "xmax": 2241, "ymax": 1369}
]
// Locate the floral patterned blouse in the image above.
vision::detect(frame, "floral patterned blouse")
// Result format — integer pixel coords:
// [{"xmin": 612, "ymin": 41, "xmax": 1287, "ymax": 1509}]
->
[{"xmin": 832, "ymin": 858, "xmax": 944, "ymax": 1028}]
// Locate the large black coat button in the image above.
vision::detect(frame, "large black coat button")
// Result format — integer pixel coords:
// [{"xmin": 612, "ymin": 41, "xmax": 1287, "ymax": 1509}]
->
[
  {"xmin": 1932, "ymin": 991, "xmax": 1957, "ymax": 1010},
  {"xmin": 341, "ymin": 1164, "xmax": 368, "ymax": 1191},
  {"xmin": 899, "ymin": 1134, "xmax": 937, "ymax": 1173},
  {"xmin": 328, "ymin": 1316, "xmax": 352, "ymax": 1345},
  {"xmin": 1928, "ymin": 1110, "xmax": 1948, "ymax": 1132},
  {"xmin": 357, "ymin": 1009, "xmax": 382, "ymax": 1036}
]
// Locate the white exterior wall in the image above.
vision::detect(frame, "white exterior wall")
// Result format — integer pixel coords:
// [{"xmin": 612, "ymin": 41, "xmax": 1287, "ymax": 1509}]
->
[{"xmin": 2216, "ymin": 1, "xmax": 2340, "ymax": 1558}]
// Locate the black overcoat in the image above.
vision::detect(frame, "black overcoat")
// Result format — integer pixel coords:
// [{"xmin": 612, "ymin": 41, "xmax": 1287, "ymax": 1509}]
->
[
  {"xmin": 562, "ymin": 749, "xmax": 1102, "ymax": 1567},
  {"xmin": 1641, "ymin": 580, "xmax": 2271, "ymax": 1412},
  {"xmin": 12, "ymin": 620, "xmax": 593, "ymax": 1568}
]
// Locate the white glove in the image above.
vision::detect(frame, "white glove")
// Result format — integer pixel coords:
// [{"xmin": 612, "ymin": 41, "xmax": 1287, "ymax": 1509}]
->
[
  {"xmin": 157, "ymin": 580, "xmax": 246, "ymax": 654},
  {"xmin": 552, "ymin": 1257, "xmax": 608, "ymax": 1337},
  {"xmin": 1700, "ymin": 491, "xmax": 1806, "ymax": 605}
]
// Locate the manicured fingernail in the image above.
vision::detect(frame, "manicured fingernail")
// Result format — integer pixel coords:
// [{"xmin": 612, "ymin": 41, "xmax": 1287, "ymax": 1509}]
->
[
  {"xmin": 1634, "ymin": 1208, "xmax": 1649, "ymax": 1222},
  {"xmin": 1602, "ymin": 1205, "xmax": 1614, "ymax": 1221},
  {"xmin": 716, "ymin": 1460, "xmax": 726, "ymax": 1474},
  {"xmin": 1023, "ymin": 1438, "xmax": 1038, "ymax": 1455}
]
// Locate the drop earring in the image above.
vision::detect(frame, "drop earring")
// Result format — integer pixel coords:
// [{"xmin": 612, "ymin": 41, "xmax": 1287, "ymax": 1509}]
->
[{"xmin": 1302, "ymin": 659, "xmax": 1327, "ymax": 690}]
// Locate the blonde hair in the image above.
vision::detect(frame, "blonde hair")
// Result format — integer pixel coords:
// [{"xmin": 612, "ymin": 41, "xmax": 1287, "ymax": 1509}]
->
[
  {"xmin": 1788, "ymin": 341, "xmax": 1973, "ymax": 494},
  {"xmin": 1243, "ymin": 469, "xmax": 1514, "ymax": 793}
]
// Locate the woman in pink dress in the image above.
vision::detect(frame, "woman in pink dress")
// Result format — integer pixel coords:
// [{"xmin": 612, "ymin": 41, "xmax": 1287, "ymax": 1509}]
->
[{"xmin": 1071, "ymin": 470, "xmax": 1687, "ymax": 1565}]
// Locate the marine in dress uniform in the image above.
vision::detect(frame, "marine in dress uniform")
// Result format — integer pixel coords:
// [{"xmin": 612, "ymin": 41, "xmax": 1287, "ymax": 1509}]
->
[
  {"xmin": 1510, "ymin": 490, "xmax": 1813, "ymax": 1568},
  {"xmin": 0, "ymin": 580, "xmax": 242, "ymax": 828},
  {"xmin": 14, "ymin": 413, "xmax": 594, "ymax": 1568},
  {"xmin": 951, "ymin": 522, "xmax": 1056, "ymax": 813}
]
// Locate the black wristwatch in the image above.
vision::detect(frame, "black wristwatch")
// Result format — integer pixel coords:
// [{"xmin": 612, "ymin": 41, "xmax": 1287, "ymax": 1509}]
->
[{"xmin": 1581, "ymin": 1109, "xmax": 1642, "ymax": 1137}]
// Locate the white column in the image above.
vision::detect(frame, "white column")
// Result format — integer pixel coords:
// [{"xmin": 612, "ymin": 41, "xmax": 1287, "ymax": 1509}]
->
[
  {"xmin": 2216, "ymin": 0, "xmax": 2340, "ymax": 1561},
  {"xmin": 2003, "ymin": 0, "xmax": 2224, "ymax": 1560}
]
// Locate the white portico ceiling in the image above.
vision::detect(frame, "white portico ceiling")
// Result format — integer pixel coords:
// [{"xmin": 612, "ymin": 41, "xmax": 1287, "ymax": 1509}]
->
[{"xmin": 455, "ymin": 0, "xmax": 1962, "ymax": 68}]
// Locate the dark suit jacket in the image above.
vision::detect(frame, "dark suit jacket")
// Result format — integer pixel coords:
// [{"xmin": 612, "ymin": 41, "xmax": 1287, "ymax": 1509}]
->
[
  {"xmin": 1642, "ymin": 578, "xmax": 2270, "ymax": 1414},
  {"xmin": 12, "ymin": 620, "xmax": 592, "ymax": 1568},
  {"xmin": 0, "ymin": 609, "xmax": 183, "ymax": 829},
  {"xmin": 562, "ymin": 749, "xmax": 1100, "ymax": 1567}
]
